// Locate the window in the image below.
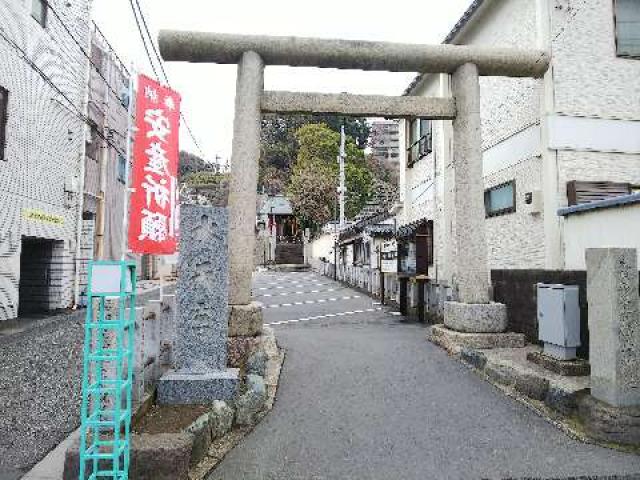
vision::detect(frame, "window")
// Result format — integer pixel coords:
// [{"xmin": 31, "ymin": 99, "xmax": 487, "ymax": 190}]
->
[
  {"xmin": 0, "ymin": 87, "xmax": 7, "ymax": 161},
  {"xmin": 485, "ymin": 181, "xmax": 516, "ymax": 217},
  {"xmin": 615, "ymin": 0, "xmax": 640, "ymax": 58},
  {"xmin": 407, "ymin": 118, "xmax": 432, "ymax": 167},
  {"xmin": 86, "ymin": 126, "xmax": 100, "ymax": 161},
  {"xmin": 117, "ymin": 155, "xmax": 127, "ymax": 184},
  {"xmin": 31, "ymin": 0, "xmax": 47, "ymax": 28}
]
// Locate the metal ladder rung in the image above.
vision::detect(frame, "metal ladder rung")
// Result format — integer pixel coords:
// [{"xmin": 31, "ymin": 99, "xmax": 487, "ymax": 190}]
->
[
  {"xmin": 88, "ymin": 350, "xmax": 132, "ymax": 362},
  {"xmin": 87, "ymin": 380, "xmax": 131, "ymax": 395},
  {"xmin": 85, "ymin": 412, "xmax": 129, "ymax": 427},
  {"xmin": 88, "ymin": 473, "xmax": 128, "ymax": 480},
  {"xmin": 87, "ymin": 321, "xmax": 135, "ymax": 329}
]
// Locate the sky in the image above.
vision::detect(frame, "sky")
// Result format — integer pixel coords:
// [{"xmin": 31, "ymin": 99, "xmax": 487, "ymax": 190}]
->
[{"xmin": 92, "ymin": 0, "xmax": 473, "ymax": 167}]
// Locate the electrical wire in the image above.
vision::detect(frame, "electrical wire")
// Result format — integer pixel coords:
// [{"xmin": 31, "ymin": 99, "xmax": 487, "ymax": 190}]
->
[
  {"xmin": 44, "ymin": 0, "xmax": 129, "ymax": 111},
  {"xmin": 92, "ymin": 21, "xmax": 131, "ymax": 78},
  {"xmin": 127, "ymin": 0, "xmax": 160, "ymax": 80},
  {"xmin": 128, "ymin": 0, "xmax": 209, "ymax": 161},
  {"xmin": 0, "ymin": 25, "xmax": 127, "ymax": 158}
]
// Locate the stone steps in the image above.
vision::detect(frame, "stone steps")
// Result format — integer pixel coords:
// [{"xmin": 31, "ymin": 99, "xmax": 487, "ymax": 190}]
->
[{"xmin": 274, "ymin": 243, "xmax": 304, "ymax": 265}]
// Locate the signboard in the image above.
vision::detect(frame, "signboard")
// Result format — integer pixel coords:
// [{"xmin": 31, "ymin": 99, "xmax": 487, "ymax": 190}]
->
[
  {"xmin": 380, "ymin": 240, "xmax": 397, "ymax": 273},
  {"xmin": 90, "ymin": 263, "xmax": 134, "ymax": 294},
  {"xmin": 22, "ymin": 209, "xmax": 64, "ymax": 225},
  {"xmin": 128, "ymin": 75, "xmax": 181, "ymax": 255}
]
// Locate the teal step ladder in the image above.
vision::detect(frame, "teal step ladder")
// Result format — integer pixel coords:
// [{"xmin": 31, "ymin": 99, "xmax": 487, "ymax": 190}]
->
[{"xmin": 79, "ymin": 261, "xmax": 137, "ymax": 479}]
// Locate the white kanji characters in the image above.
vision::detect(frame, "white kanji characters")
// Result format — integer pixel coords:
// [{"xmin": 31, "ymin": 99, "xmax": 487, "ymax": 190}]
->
[
  {"xmin": 138, "ymin": 209, "xmax": 168, "ymax": 242},
  {"xmin": 144, "ymin": 86, "xmax": 159, "ymax": 103},
  {"xmin": 144, "ymin": 142, "xmax": 170, "ymax": 176},
  {"xmin": 144, "ymin": 108, "xmax": 171, "ymax": 143},
  {"xmin": 141, "ymin": 174, "xmax": 170, "ymax": 209},
  {"xmin": 164, "ymin": 95, "xmax": 176, "ymax": 111}
]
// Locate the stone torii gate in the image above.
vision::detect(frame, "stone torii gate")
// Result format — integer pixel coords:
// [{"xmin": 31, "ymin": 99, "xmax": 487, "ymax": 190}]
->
[{"xmin": 158, "ymin": 31, "xmax": 550, "ymax": 339}]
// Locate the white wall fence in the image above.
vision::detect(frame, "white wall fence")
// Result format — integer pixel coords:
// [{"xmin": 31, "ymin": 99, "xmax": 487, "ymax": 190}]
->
[
  {"xmin": 314, "ymin": 259, "xmax": 452, "ymax": 321},
  {"xmin": 312, "ymin": 259, "xmax": 453, "ymax": 323}
]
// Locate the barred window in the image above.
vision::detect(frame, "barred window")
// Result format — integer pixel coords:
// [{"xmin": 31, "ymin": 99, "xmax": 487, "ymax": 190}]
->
[
  {"xmin": 407, "ymin": 118, "xmax": 432, "ymax": 167},
  {"xmin": 485, "ymin": 181, "xmax": 516, "ymax": 217},
  {"xmin": 615, "ymin": 0, "xmax": 640, "ymax": 58}
]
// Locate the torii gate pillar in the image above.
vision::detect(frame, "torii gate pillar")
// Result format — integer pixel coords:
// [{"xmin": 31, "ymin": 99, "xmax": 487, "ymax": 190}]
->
[{"xmin": 227, "ymin": 51, "xmax": 265, "ymax": 335}]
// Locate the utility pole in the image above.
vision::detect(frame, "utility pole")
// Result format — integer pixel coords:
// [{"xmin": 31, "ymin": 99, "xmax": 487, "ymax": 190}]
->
[
  {"xmin": 338, "ymin": 125, "xmax": 346, "ymax": 228},
  {"xmin": 95, "ymin": 58, "xmax": 111, "ymax": 260},
  {"xmin": 120, "ymin": 64, "xmax": 135, "ymax": 260}
]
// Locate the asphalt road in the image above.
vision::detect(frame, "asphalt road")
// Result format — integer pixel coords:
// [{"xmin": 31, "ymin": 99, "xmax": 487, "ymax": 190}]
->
[{"xmin": 208, "ymin": 270, "xmax": 640, "ymax": 480}]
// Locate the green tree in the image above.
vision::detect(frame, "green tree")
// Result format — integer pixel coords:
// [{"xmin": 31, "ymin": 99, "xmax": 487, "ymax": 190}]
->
[
  {"xmin": 259, "ymin": 114, "xmax": 370, "ymax": 194},
  {"xmin": 182, "ymin": 171, "xmax": 226, "ymax": 186},
  {"xmin": 287, "ymin": 123, "xmax": 372, "ymax": 230}
]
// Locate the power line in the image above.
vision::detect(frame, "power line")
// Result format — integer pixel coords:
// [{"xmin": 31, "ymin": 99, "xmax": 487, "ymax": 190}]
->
[
  {"xmin": 133, "ymin": 0, "xmax": 170, "ymax": 84},
  {"xmin": 92, "ymin": 21, "xmax": 131, "ymax": 78},
  {"xmin": 0, "ymin": 26, "xmax": 126, "ymax": 158},
  {"xmin": 127, "ymin": 0, "xmax": 160, "ymax": 80},
  {"xmin": 128, "ymin": 0, "xmax": 208, "ymax": 161},
  {"xmin": 44, "ymin": 0, "xmax": 129, "ymax": 112}
]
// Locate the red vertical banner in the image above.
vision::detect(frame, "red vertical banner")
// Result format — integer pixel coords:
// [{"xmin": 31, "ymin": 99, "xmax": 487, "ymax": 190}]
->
[{"xmin": 128, "ymin": 75, "xmax": 181, "ymax": 254}]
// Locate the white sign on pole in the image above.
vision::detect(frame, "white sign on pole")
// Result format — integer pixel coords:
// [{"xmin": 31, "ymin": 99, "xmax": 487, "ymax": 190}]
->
[
  {"xmin": 380, "ymin": 240, "xmax": 397, "ymax": 273},
  {"xmin": 90, "ymin": 264, "xmax": 134, "ymax": 294}
]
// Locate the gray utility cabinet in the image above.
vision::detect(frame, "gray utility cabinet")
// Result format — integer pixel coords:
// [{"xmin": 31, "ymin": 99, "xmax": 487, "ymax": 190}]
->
[{"xmin": 537, "ymin": 284, "xmax": 581, "ymax": 360}]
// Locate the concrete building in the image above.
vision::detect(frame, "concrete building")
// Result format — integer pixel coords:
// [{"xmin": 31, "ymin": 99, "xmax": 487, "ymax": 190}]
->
[
  {"xmin": 0, "ymin": 0, "xmax": 91, "ymax": 321},
  {"xmin": 369, "ymin": 119, "xmax": 400, "ymax": 166},
  {"xmin": 398, "ymin": 0, "xmax": 640, "ymax": 287},
  {"xmin": 79, "ymin": 22, "xmax": 133, "ymax": 291}
]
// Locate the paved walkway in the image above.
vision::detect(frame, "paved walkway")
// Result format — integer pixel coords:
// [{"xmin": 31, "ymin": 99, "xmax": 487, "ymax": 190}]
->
[{"xmin": 209, "ymin": 271, "xmax": 640, "ymax": 480}]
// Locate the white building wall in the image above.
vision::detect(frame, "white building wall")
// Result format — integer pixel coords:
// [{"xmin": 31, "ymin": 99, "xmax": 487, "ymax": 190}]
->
[
  {"xmin": 402, "ymin": 0, "xmax": 546, "ymax": 277},
  {"xmin": 0, "ymin": 0, "xmax": 90, "ymax": 320},
  {"xmin": 563, "ymin": 204, "xmax": 640, "ymax": 270},
  {"xmin": 401, "ymin": 0, "xmax": 640, "ymax": 276}
]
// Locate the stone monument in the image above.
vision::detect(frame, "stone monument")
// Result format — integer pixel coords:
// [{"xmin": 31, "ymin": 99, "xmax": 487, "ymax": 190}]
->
[
  {"xmin": 578, "ymin": 247, "xmax": 640, "ymax": 445},
  {"xmin": 586, "ymin": 248, "xmax": 640, "ymax": 407},
  {"xmin": 158, "ymin": 204, "xmax": 239, "ymax": 404}
]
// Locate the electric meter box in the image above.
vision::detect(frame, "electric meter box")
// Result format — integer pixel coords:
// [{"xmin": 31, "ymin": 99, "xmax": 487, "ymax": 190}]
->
[{"xmin": 536, "ymin": 284, "xmax": 581, "ymax": 360}]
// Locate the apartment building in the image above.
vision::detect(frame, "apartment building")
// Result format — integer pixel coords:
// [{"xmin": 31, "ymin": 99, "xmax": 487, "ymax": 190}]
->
[
  {"xmin": 0, "ymin": 0, "xmax": 91, "ymax": 321},
  {"xmin": 398, "ymin": 0, "xmax": 640, "ymax": 286}
]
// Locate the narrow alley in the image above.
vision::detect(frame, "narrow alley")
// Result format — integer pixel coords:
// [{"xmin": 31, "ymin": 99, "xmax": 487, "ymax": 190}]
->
[{"xmin": 207, "ymin": 271, "xmax": 640, "ymax": 480}]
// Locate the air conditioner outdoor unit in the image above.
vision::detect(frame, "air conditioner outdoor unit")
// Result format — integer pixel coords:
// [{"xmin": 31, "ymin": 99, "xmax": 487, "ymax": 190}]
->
[{"xmin": 537, "ymin": 284, "xmax": 581, "ymax": 360}]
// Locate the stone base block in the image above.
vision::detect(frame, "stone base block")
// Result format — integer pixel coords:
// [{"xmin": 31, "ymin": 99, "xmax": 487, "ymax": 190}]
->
[
  {"xmin": 578, "ymin": 393, "xmax": 640, "ymax": 445},
  {"xmin": 229, "ymin": 302, "xmax": 263, "ymax": 337},
  {"xmin": 430, "ymin": 324, "xmax": 525, "ymax": 351},
  {"xmin": 444, "ymin": 301, "xmax": 507, "ymax": 333},
  {"xmin": 227, "ymin": 335, "xmax": 261, "ymax": 368},
  {"xmin": 527, "ymin": 351, "xmax": 590, "ymax": 377},
  {"xmin": 544, "ymin": 342, "xmax": 577, "ymax": 361},
  {"xmin": 64, "ymin": 433, "xmax": 193, "ymax": 480},
  {"xmin": 157, "ymin": 369, "xmax": 240, "ymax": 405}
]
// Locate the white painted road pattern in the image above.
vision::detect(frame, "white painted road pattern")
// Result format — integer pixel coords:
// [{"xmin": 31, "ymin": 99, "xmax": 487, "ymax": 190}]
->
[
  {"xmin": 256, "ymin": 288, "xmax": 339, "ymax": 297},
  {"xmin": 265, "ymin": 295, "xmax": 361, "ymax": 308},
  {"xmin": 265, "ymin": 307, "xmax": 384, "ymax": 326}
]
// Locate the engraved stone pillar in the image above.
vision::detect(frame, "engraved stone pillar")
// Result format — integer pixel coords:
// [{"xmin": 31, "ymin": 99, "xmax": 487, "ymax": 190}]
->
[
  {"xmin": 158, "ymin": 205, "xmax": 239, "ymax": 404},
  {"xmin": 587, "ymin": 248, "xmax": 640, "ymax": 407}
]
